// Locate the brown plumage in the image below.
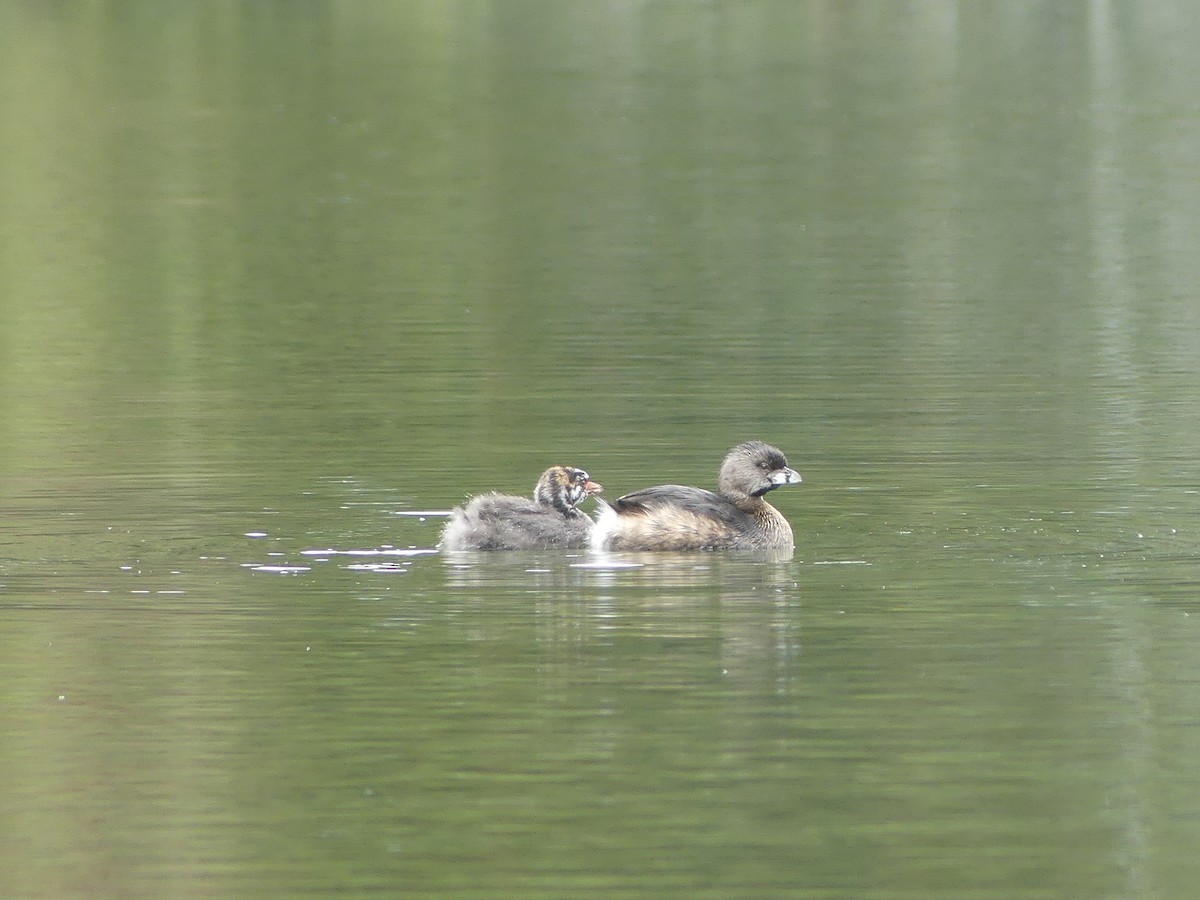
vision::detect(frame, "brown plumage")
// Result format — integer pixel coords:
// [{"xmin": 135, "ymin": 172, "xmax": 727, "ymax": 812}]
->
[
  {"xmin": 440, "ymin": 466, "xmax": 603, "ymax": 551},
  {"xmin": 591, "ymin": 441, "xmax": 801, "ymax": 551}
]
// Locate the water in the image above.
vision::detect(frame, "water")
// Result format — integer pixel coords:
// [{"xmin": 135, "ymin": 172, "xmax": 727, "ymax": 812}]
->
[{"xmin": 4, "ymin": 2, "xmax": 1200, "ymax": 896}]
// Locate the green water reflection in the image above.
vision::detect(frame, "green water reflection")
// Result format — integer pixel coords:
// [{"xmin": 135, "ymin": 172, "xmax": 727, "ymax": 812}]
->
[{"xmin": 3, "ymin": 2, "xmax": 1200, "ymax": 897}]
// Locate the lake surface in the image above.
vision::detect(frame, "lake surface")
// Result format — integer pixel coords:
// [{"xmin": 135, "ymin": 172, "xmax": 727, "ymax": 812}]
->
[{"xmin": 4, "ymin": 2, "xmax": 1200, "ymax": 897}]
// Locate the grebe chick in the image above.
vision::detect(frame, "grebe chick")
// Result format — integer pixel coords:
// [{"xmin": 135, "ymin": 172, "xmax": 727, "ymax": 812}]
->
[
  {"xmin": 591, "ymin": 441, "xmax": 801, "ymax": 551},
  {"xmin": 441, "ymin": 466, "xmax": 603, "ymax": 551}
]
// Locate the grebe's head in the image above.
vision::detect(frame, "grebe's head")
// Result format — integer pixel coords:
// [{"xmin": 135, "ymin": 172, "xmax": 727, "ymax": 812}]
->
[
  {"xmin": 534, "ymin": 466, "xmax": 603, "ymax": 514},
  {"xmin": 717, "ymin": 441, "xmax": 801, "ymax": 502}
]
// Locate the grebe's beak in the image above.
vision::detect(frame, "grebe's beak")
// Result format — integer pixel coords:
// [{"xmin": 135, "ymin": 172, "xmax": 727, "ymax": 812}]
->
[
  {"xmin": 769, "ymin": 467, "xmax": 802, "ymax": 486},
  {"xmin": 584, "ymin": 479, "xmax": 603, "ymax": 495}
]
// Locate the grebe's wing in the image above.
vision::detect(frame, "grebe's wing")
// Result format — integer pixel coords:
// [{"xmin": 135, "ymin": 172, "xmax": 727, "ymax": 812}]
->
[{"xmin": 611, "ymin": 484, "xmax": 747, "ymax": 529}]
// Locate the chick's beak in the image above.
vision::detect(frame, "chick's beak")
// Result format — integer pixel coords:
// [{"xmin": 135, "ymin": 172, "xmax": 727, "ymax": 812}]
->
[{"xmin": 584, "ymin": 479, "xmax": 603, "ymax": 495}]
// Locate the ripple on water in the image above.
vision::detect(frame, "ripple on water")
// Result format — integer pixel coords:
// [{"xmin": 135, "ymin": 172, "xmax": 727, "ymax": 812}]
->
[{"xmin": 300, "ymin": 547, "xmax": 439, "ymax": 558}]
